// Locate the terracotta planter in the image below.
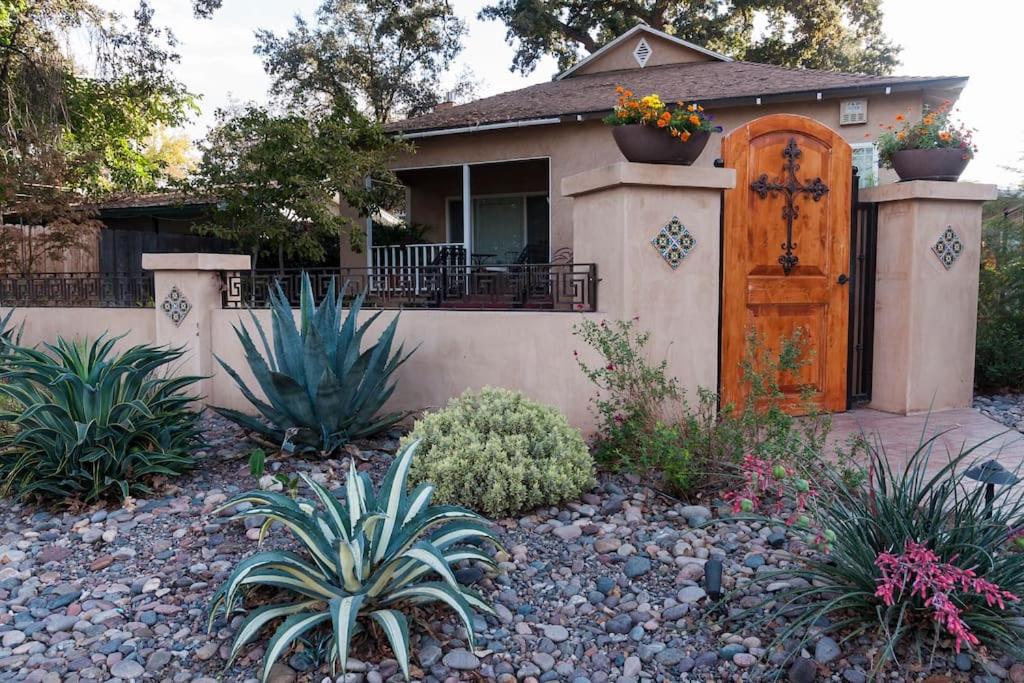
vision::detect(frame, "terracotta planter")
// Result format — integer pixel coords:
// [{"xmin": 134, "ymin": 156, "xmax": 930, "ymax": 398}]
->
[
  {"xmin": 891, "ymin": 148, "xmax": 970, "ymax": 182},
  {"xmin": 612, "ymin": 125, "xmax": 710, "ymax": 165}
]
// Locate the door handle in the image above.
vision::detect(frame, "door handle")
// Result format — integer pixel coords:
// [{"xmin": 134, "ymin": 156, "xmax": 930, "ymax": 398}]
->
[{"xmin": 837, "ymin": 274, "xmax": 849, "ymax": 285}]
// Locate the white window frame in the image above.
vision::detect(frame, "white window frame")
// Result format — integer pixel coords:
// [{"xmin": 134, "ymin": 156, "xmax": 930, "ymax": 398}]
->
[{"xmin": 851, "ymin": 142, "xmax": 880, "ymax": 188}]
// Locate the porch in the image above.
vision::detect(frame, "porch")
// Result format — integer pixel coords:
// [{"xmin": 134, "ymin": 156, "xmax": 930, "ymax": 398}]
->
[{"xmin": 347, "ymin": 158, "xmax": 595, "ymax": 310}]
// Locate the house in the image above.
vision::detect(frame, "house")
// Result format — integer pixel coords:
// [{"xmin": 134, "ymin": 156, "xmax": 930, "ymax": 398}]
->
[{"xmin": 346, "ymin": 24, "xmax": 965, "ymax": 279}]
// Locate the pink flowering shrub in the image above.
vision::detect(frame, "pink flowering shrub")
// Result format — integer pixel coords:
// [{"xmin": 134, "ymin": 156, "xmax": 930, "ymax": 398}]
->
[
  {"xmin": 754, "ymin": 430, "xmax": 1024, "ymax": 671},
  {"xmin": 875, "ymin": 541, "xmax": 1019, "ymax": 652}
]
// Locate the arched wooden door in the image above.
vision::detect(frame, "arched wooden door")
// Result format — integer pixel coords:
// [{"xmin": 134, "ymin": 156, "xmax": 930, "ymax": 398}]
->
[{"xmin": 721, "ymin": 114, "xmax": 852, "ymax": 413}]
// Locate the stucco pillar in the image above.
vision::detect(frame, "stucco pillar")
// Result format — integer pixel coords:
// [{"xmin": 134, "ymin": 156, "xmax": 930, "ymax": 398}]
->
[
  {"xmin": 142, "ymin": 253, "xmax": 251, "ymax": 400},
  {"xmin": 563, "ymin": 162, "xmax": 736, "ymax": 399},
  {"xmin": 860, "ymin": 181, "xmax": 997, "ymax": 414}
]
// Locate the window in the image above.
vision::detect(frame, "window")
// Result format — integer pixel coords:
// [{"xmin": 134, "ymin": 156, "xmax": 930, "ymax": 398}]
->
[
  {"xmin": 851, "ymin": 142, "xmax": 879, "ymax": 188},
  {"xmin": 448, "ymin": 194, "xmax": 550, "ymax": 262}
]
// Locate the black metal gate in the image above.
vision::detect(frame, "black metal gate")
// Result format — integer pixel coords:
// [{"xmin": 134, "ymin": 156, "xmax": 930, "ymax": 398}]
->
[{"xmin": 847, "ymin": 168, "xmax": 878, "ymax": 406}]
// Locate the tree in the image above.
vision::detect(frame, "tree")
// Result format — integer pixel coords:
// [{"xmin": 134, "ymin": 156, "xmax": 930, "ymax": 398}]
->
[
  {"xmin": 0, "ymin": 0, "xmax": 195, "ymax": 273},
  {"xmin": 184, "ymin": 104, "xmax": 405, "ymax": 276},
  {"xmin": 479, "ymin": 0, "xmax": 901, "ymax": 76},
  {"xmin": 254, "ymin": 0, "xmax": 471, "ymax": 123}
]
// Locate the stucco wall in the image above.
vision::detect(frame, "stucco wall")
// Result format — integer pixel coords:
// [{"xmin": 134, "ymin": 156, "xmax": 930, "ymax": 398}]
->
[
  {"xmin": 7, "ymin": 307, "xmax": 155, "ymax": 349},
  {"xmin": 209, "ymin": 307, "xmax": 604, "ymax": 430}
]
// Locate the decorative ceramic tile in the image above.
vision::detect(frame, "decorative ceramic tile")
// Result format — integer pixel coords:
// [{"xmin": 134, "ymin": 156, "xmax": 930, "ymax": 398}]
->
[
  {"xmin": 160, "ymin": 286, "xmax": 191, "ymax": 326},
  {"xmin": 932, "ymin": 226, "xmax": 964, "ymax": 270},
  {"xmin": 651, "ymin": 216, "xmax": 697, "ymax": 270}
]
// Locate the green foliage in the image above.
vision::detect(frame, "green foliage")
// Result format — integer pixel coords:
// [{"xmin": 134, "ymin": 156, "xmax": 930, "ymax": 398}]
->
[
  {"xmin": 184, "ymin": 104, "xmax": 404, "ymax": 269},
  {"xmin": 976, "ymin": 196, "xmax": 1024, "ymax": 390},
  {"xmin": 0, "ymin": 309, "xmax": 22, "ymax": 364},
  {"xmin": 214, "ymin": 272, "xmax": 413, "ymax": 454},
  {"xmin": 0, "ymin": 335, "xmax": 201, "ymax": 503},
  {"xmin": 574, "ymin": 319, "xmax": 830, "ymax": 495},
  {"xmin": 479, "ymin": 0, "xmax": 900, "ymax": 76},
  {"xmin": 751, "ymin": 432, "xmax": 1024, "ymax": 668},
  {"xmin": 402, "ymin": 387, "xmax": 594, "ymax": 517},
  {"xmin": 876, "ymin": 101, "xmax": 975, "ymax": 168},
  {"xmin": 254, "ymin": 0, "xmax": 471, "ymax": 123},
  {"xmin": 209, "ymin": 440, "xmax": 500, "ymax": 682}
]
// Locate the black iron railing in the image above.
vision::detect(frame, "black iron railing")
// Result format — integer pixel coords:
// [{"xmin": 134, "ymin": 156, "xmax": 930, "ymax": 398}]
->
[
  {"xmin": 0, "ymin": 272, "xmax": 155, "ymax": 308},
  {"xmin": 222, "ymin": 263, "xmax": 598, "ymax": 312}
]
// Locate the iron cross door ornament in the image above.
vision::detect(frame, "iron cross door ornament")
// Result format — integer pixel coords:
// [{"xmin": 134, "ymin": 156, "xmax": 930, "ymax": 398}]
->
[{"xmin": 749, "ymin": 137, "xmax": 830, "ymax": 275}]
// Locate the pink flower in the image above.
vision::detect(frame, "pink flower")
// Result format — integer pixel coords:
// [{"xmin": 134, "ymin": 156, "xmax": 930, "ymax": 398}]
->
[{"xmin": 874, "ymin": 540, "xmax": 1018, "ymax": 653}]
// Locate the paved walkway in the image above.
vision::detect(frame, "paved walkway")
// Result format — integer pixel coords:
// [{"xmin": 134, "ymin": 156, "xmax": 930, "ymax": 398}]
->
[{"xmin": 827, "ymin": 408, "xmax": 1024, "ymax": 477}]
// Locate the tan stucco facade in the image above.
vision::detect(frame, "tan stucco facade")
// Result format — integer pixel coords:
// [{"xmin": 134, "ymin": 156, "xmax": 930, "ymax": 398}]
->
[{"xmin": 344, "ymin": 91, "xmax": 923, "ymax": 268}]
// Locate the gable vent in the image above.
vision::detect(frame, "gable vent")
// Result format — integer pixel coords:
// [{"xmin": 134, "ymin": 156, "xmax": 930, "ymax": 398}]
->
[
  {"xmin": 633, "ymin": 38, "xmax": 652, "ymax": 68},
  {"xmin": 840, "ymin": 98, "xmax": 868, "ymax": 126}
]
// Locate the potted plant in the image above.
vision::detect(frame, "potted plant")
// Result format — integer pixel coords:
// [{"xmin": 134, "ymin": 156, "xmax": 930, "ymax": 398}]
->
[
  {"xmin": 877, "ymin": 101, "xmax": 976, "ymax": 181},
  {"xmin": 603, "ymin": 87, "xmax": 721, "ymax": 165}
]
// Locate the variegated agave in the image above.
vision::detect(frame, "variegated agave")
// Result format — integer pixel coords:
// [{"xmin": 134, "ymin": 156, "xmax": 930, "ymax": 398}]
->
[{"xmin": 209, "ymin": 440, "xmax": 500, "ymax": 681}]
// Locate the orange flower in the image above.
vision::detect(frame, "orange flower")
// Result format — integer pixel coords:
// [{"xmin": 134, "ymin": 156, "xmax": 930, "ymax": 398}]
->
[
  {"xmin": 657, "ymin": 118, "xmax": 669, "ymax": 128},
  {"xmin": 687, "ymin": 104, "xmax": 696, "ymax": 112},
  {"xmin": 895, "ymin": 114, "xmax": 905, "ymax": 122},
  {"xmin": 897, "ymin": 131, "xmax": 906, "ymax": 141},
  {"xmin": 688, "ymin": 114, "xmax": 701, "ymax": 125},
  {"xmin": 681, "ymin": 130, "xmax": 691, "ymax": 142},
  {"xmin": 697, "ymin": 105, "xmax": 704, "ymax": 112},
  {"xmin": 923, "ymin": 115, "xmax": 934, "ymax": 126},
  {"xmin": 938, "ymin": 131, "xmax": 952, "ymax": 141},
  {"xmin": 615, "ymin": 85, "xmax": 624, "ymax": 94}
]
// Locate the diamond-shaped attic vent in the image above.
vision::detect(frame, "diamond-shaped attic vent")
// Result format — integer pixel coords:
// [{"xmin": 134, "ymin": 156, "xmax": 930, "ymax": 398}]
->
[{"xmin": 633, "ymin": 38, "xmax": 652, "ymax": 68}]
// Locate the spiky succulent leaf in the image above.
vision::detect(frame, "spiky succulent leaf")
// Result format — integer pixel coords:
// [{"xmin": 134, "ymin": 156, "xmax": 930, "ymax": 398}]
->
[
  {"xmin": 214, "ymin": 271, "xmax": 414, "ymax": 453},
  {"xmin": 0, "ymin": 334, "xmax": 200, "ymax": 503},
  {"xmin": 209, "ymin": 441, "xmax": 499, "ymax": 682}
]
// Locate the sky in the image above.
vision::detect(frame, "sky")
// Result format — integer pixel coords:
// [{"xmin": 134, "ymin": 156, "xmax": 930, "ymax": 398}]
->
[{"xmin": 98, "ymin": 0, "xmax": 1023, "ymax": 188}]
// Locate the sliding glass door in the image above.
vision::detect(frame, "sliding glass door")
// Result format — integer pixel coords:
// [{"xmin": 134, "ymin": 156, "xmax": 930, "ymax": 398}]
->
[{"xmin": 449, "ymin": 194, "xmax": 549, "ymax": 263}]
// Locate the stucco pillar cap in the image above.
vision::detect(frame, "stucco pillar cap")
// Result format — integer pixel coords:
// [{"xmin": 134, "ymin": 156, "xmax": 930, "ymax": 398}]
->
[
  {"xmin": 562, "ymin": 162, "xmax": 736, "ymax": 197},
  {"xmin": 142, "ymin": 253, "xmax": 252, "ymax": 271},
  {"xmin": 860, "ymin": 180, "xmax": 997, "ymax": 204}
]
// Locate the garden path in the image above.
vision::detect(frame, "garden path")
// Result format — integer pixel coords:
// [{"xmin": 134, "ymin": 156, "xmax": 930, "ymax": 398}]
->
[{"xmin": 828, "ymin": 407, "xmax": 1024, "ymax": 479}]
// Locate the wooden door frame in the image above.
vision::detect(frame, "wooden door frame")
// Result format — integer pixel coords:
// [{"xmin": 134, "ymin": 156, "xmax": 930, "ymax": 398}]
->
[{"xmin": 718, "ymin": 113, "xmax": 853, "ymax": 413}]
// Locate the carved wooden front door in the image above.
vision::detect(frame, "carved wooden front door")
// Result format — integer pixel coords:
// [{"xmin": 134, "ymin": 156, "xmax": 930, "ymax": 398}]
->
[{"xmin": 721, "ymin": 114, "xmax": 852, "ymax": 413}]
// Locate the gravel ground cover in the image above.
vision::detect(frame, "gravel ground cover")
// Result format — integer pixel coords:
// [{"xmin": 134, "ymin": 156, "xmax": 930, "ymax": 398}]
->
[{"xmin": 0, "ymin": 414, "xmax": 1019, "ymax": 683}]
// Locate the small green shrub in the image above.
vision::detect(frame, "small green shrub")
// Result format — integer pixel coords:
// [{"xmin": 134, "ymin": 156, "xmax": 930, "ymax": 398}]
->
[
  {"xmin": 574, "ymin": 319, "xmax": 830, "ymax": 495},
  {"xmin": 209, "ymin": 441, "xmax": 500, "ymax": 682},
  {"xmin": 976, "ymin": 199, "xmax": 1024, "ymax": 390},
  {"xmin": 0, "ymin": 335, "xmax": 201, "ymax": 502},
  {"xmin": 402, "ymin": 387, "xmax": 594, "ymax": 517},
  {"xmin": 214, "ymin": 271, "xmax": 413, "ymax": 454}
]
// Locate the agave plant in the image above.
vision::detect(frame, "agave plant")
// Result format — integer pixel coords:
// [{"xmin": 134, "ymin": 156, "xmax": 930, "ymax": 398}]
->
[
  {"xmin": 0, "ymin": 335, "xmax": 201, "ymax": 501},
  {"xmin": 0, "ymin": 309, "xmax": 22, "ymax": 364},
  {"xmin": 750, "ymin": 428, "xmax": 1024, "ymax": 670},
  {"xmin": 214, "ymin": 272, "xmax": 413, "ymax": 454},
  {"xmin": 209, "ymin": 440, "xmax": 500, "ymax": 681}
]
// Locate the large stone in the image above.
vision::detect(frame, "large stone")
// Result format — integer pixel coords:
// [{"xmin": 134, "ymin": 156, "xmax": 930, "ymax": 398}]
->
[
  {"xmin": 542, "ymin": 624, "xmax": 570, "ymax": 643},
  {"xmin": 676, "ymin": 586, "xmax": 706, "ymax": 603},
  {"xmin": 623, "ymin": 556, "xmax": 651, "ymax": 578},
  {"xmin": 443, "ymin": 649, "xmax": 481, "ymax": 670},
  {"xmin": 814, "ymin": 636, "xmax": 841, "ymax": 664},
  {"xmin": 605, "ymin": 614, "xmax": 632, "ymax": 634},
  {"xmin": 110, "ymin": 660, "xmax": 145, "ymax": 679},
  {"xmin": 552, "ymin": 525, "xmax": 582, "ymax": 541},
  {"xmin": 788, "ymin": 657, "xmax": 818, "ymax": 683}
]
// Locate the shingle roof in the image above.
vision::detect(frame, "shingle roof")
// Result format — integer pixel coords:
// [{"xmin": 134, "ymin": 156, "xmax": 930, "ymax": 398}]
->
[{"xmin": 386, "ymin": 60, "xmax": 966, "ymax": 135}]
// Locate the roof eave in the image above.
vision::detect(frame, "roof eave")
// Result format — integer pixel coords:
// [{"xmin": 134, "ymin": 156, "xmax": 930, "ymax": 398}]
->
[{"xmin": 390, "ymin": 76, "xmax": 969, "ymax": 139}]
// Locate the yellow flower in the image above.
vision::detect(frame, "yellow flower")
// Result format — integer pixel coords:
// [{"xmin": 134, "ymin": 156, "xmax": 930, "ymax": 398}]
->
[
  {"xmin": 687, "ymin": 104, "xmax": 697, "ymax": 112},
  {"xmin": 641, "ymin": 94, "xmax": 663, "ymax": 109}
]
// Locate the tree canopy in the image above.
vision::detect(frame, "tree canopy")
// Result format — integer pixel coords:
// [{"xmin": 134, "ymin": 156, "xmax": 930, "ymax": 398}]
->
[
  {"xmin": 0, "ymin": 0, "xmax": 195, "ymax": 274},
  {"xmin": 254, "ymin": 0, "xmax": 472, "ymax": 123},
  {"xmin": 479, "ymin": 0, "xmax": 901, "ymax": 76},
  {"xmin": 184, "ymin": 105, "xmax": 406, "ymax": 272}
]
